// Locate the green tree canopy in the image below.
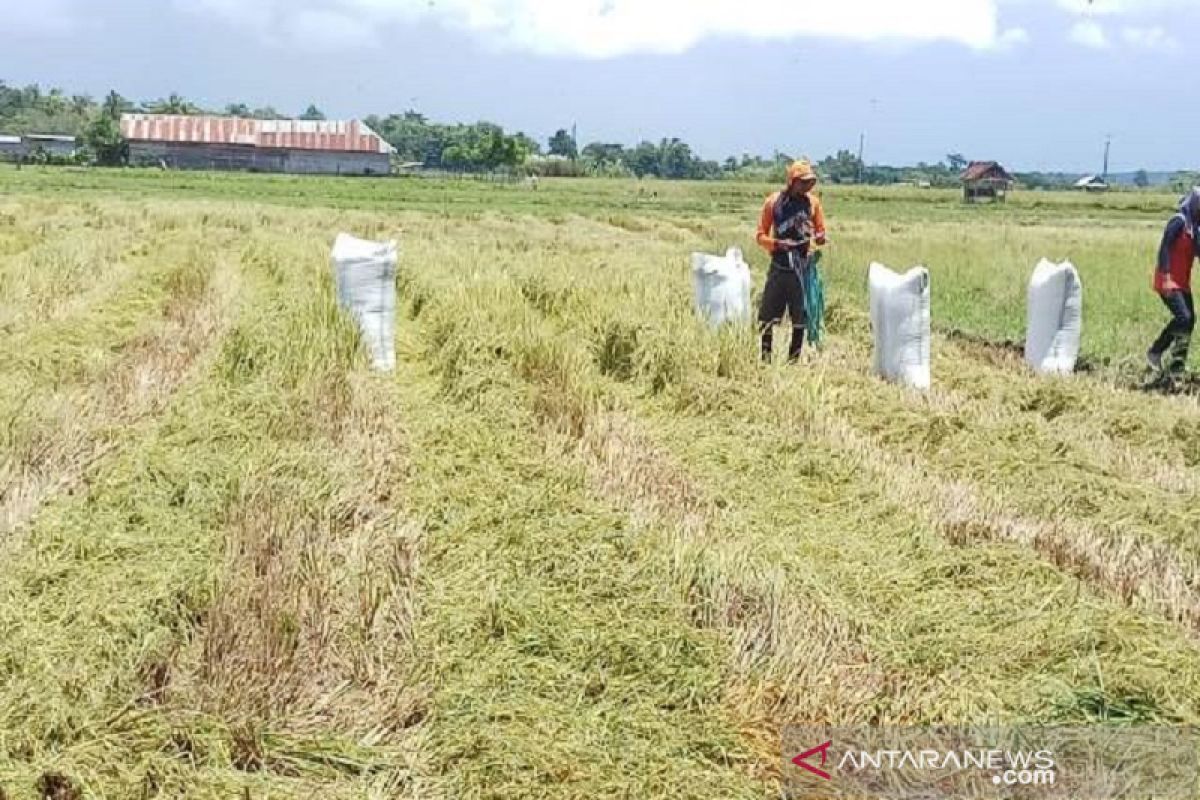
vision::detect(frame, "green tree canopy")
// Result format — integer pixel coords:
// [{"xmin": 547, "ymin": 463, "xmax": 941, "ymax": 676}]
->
[
  {"xmin": 85, "ymin": 116, "xmax": 126, "ymax": 165},
  {"xmin": 103, "ymin": 91, "xmax": 136, "ymax": 119},
  {"xmin": 548, "ymin": 128, "xmax": 577, "ymax": 159},
  {"xmin": 819, "ymin": 150, "xmax": 865, "ymax": 183},
  {"xmin": 0, "ymin": 80, "xmax": 94, "ymax": 135}
]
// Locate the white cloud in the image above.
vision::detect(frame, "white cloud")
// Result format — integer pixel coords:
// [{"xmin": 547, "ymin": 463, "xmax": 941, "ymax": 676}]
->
[
  {"xmin": 1056, "ymin": 0, "xmax": 1189, "ymax": 14},
  {"xmin": 1068, "ymin": 20, "xmax": 1109, "ymax": 48},
  {"xmin": 177, "ymin": 0, "xmax": 1012, "ymax": 58},
  {"xmin": 175, "ymin": 0, "xmax": 1191, "ymax": 59},
  {"xmin": 1121, "ymin": 25, "xmax": 1178, "ymax": 50},
  {"xmin": 1056, "ymin": 0, "xmax": 1185, "ymax": 51}
]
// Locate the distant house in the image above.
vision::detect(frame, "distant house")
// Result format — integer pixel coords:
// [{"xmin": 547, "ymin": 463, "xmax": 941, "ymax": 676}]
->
[
  {"xmin": 120, "ymin": 114, "xmax": 395, "ymax": 176},
  {"xmin": 961, "ymin": 161, "xmax": 1014, "ymax": 203},
  {"xmin": 0, "ymin": 135, "xmax": 21, "ymax": 159},
  {"xmin": 0, "ymin": 133, "xmax": 77, "ymax": 161},
  {"xmin": 25, "ymin": 134, "xmax": 77, "ymax": 158},
  {"xmin": 1074, "ymin": 175, "xmax": 1109, "ymax": 193}
]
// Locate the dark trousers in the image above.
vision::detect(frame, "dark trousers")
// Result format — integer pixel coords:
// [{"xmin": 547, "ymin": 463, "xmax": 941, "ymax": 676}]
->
[
  {"xmin": 758, "ymin": 266, "xmax": 806, "ymax": 361},
  {"xmin": 1150, "ymin": 290, "xmax": 1195, "ymax": 373}
]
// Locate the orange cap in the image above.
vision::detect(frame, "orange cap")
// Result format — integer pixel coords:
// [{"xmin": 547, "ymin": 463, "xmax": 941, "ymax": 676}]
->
[{"xmin": 787, "ymin": 159, "xmax": 817, "ymax": 185}]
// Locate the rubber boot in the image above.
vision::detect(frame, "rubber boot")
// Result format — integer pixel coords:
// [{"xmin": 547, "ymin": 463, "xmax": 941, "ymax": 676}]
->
[
  {"xmin": 787, "ymin": 325, "xmax": 806, "ymax": 363},
  {"xmin": 760, "ymin": 325, "xmax": 774, "ymax": 363},
  {"xmin": 1169, "ymin": 333, "xmax": 1192, "ymax": 376}
]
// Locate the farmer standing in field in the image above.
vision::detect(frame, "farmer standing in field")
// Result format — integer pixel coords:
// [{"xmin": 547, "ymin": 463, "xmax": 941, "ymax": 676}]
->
[
  {"xmin": 1147, "ymin": 187, "xmax": 1200, "ymax": 376},
  {"xmin": 756, "ymin": 159, "xmax": 827, "ymax": 362}
]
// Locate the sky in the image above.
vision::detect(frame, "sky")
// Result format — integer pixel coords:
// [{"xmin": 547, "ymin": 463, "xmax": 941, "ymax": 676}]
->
[{"xmin": 2, "ymin": 0, "xmax": 1195, "ymax": 172}]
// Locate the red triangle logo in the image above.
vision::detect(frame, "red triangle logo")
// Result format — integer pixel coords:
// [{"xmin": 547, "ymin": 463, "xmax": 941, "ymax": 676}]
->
[{"xmin": 792, "ymin": 740, "xmax": 833, "ymax": 780}]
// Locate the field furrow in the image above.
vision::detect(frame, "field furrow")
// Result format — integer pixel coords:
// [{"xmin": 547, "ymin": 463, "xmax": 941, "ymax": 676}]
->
[
  {"xmin": 0, "ymin": 234, "xmax": 239, "ymax": 542},
  {"xmin": 0, "ymin": 201, "xmax": 162, "ymax": 328}
]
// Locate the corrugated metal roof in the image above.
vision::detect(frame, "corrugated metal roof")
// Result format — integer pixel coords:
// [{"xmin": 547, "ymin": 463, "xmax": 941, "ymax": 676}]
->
[
  {"xmin": 961, "ymin": 161, "xmax": 1012, "ymax": 183},
  {"xmin": 120, "ymin": 114, "xmax": 395, "ymax": 154}
]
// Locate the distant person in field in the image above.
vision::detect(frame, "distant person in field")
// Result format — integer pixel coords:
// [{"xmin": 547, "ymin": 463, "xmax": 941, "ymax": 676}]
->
[
  {"xmin": 755, "ymin": 159, "xmax": 827, "ymax": 362},
  {"xmin": 1147, "ymin": 187, "xmax": 1200, "ymax": 375}
]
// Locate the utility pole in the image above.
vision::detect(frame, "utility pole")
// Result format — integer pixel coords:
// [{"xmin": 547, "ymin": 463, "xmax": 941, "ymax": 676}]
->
[
  {"xmin": 859, "ymin": 98, "xmax": 878, "ymax": 184},
  {"xmin": 857, "ymin": 132, "xmax": 866, "ymax": 183},
  {"xmin": 572, "ymin": 122, "xmax": 578, "ymax": 159},
  {"xmin": 1102, "ymin": 134, "xmax": 1111, "ymax": 180}
]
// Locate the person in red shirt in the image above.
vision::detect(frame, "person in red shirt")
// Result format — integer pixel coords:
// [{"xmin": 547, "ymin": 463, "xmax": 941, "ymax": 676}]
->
[
  {"xmin": 755, "ymin": 159, "xmax": 827, "ymax": 362},
  {"xmin": 1148, "ymin": 188, "xmax": 1200, "ymax": 375}
]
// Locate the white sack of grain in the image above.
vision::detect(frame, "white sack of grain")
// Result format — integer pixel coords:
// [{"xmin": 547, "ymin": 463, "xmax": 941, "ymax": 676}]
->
[
  {"xmin": 331, "ymin": 233, "xmax": 398, "ymax": 372},
  {"xmin": 691, "ymin": 247, "xmax": 752, "ymax": 327},
  {"xmin": 1025, "ymin": 259, "xmax": 1083, "ymax": 376},
  {"xmin": 868, "ymin": 262, "xmax": 931, "ymax": 390}
]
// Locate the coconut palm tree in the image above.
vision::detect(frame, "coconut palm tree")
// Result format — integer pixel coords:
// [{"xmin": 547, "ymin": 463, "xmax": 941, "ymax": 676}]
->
[{"xmin": 148, "ymin": 93, "xmax": 200, "ymax": 115}]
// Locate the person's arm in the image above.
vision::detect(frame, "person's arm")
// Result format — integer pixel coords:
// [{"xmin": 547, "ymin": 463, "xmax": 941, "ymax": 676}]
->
[
  {"xmin": 811, "ymin": 195, "xmax": 827, "ymax": 246},
  {"xmin": 1157, "ymin": 215, "xmax": 1185, "ymax": 291},
  {"xmin": 756, "ymin": 193, "xmax": 779, "ymax": 253},
  {"xmin": 1158, "ymin": 216, "xmax": 1185, "ymax": 274}
]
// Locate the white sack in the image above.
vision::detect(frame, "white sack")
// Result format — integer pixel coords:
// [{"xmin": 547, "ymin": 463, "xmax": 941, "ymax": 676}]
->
[
  {"xmin": 331, "ymin": 233, "xmax": 398, "ymax": 372},
  {"xmin": 1025, "ymin": 259, "xmax": 1083, "ymax": 376},
  {"xmin": 869, "ymin": 262, "xmax": 931, "ymax": 390},
  {"xmin": 691, "ymin": 247, "xmax": 752, "ymax": 327}
]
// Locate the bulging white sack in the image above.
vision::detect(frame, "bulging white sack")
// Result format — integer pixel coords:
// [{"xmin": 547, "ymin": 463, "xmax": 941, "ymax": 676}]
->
[
  {"xmin": 1025, "ymin": 259, "xmax": 1083, "ymax": 376},
  {"xmin": 331, "ymin": 233, "xmax": 398, "ymax": 372},
  {"xmin": 691, "ymin": 247, "xmax": 752, "ymax": 327},
  {"xmin": 869, "ymin": 263, "xmax": 931, "ymax": 390}
]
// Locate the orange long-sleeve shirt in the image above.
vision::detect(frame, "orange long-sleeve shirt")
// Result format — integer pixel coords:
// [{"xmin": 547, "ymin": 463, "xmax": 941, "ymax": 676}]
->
[{"xmin": 756, "ymin": 190, "xmax": 826, "ymax": 255}]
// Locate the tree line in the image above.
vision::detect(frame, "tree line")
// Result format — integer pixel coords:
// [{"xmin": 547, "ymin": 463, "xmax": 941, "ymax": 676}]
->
[
  {"xmin": 0, "ymin": 82, "xmax": 331, "ymax": 134},
  {"xmin": 1, "ymin": 79, "xmax": 1187, "ymax": 187},
  {"xmin": 0, "ymin": 81, "xmax": 731, "ymax": 176},
  {"xmin": 0, "ymin": 81, "xmax": 340, "ymax": 165}
]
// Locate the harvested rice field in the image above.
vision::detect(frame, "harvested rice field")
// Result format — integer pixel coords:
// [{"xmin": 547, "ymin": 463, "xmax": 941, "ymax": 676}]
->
[{"xmin": 1, "ymin": 167, "xmax": 1198, "ymax": 799}]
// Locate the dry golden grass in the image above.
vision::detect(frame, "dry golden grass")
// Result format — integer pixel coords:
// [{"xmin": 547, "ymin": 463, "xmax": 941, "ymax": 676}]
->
[
  {"xmin": 0, "ymin": 238, "xmax": 235, "ymax": 540},
  {"xmin": 575, "ymin": 411, "xmax": 885, "ymax": 780},
  {"xmin": 2, "ymin": 175, "xmax": 1200, "ymax": 799}
]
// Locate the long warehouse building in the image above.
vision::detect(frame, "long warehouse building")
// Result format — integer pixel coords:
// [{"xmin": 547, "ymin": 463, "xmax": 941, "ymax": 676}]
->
[{"xmin": 120, "ymin": 114, "xmax": 395, "ymax": 175}]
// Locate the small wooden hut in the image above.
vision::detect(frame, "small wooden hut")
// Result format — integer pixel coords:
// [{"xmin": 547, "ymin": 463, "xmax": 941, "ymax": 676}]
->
[{"xmin": 961, "ymin": 161, "xmax": 1014, "ymax": 204}]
